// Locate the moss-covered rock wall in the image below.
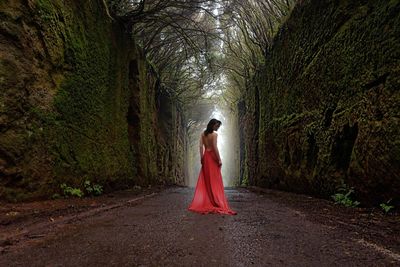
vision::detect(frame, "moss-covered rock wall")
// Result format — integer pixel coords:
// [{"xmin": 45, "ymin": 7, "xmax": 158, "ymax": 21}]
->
[
  {"xmin": 156, "ymin": 90, "xmax": 186, "ymax": 185},
  {"xmin": 241, "ymin": 0, "xmax": 400, "ymax": 205},
  {"xmin": 0, "ymin": 0, "xmax": 185, "ymax": 201}
]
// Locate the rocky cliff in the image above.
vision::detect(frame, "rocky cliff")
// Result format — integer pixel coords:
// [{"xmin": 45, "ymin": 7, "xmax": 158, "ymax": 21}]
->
[
  {"xmin": 240, "ymin": 0, "xmax": 400, "ymax": 205},
  {"xmin": 0, "ymin": 0, "xmax": 185, "ymax": 201}
]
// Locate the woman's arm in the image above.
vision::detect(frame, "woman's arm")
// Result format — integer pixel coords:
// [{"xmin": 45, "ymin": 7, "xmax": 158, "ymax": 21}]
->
[
  {"xmin": 199, "ymin": 134, "xmax": 204, "ymax": 164},
  {"xmin": 213, "ymin": 133, "xmax": 222, "ymax": 166}
]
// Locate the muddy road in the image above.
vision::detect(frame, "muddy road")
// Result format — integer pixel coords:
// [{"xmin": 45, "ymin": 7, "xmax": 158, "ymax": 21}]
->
[{"xmin": 1, "ymin": 186, "xmax": 399, "ymax": 266}]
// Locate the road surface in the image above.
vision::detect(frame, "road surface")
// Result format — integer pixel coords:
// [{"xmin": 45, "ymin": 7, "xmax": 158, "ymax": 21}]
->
[{"xmin": 0, "ymin": 186, "xmax": 399, "ymax": 266}]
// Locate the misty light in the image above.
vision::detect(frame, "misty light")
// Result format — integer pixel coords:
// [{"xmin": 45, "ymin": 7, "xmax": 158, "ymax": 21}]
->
[{"xmin": 186, "ymin": 104, "xmax": 239, "ymax": 187}]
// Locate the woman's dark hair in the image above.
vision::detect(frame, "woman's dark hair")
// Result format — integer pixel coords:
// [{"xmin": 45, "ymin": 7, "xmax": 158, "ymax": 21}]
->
[{"xmin": 204, "ymin": 119, "xmax": 221, "ymax": 136}]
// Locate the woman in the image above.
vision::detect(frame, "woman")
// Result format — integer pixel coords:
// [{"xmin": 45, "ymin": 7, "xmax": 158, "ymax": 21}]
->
[{"xmin": 188, "ymin": 119, "xmax": 237, "ymax": 215}]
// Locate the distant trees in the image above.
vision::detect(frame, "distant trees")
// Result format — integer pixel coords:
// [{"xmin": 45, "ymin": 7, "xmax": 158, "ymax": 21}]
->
[
  {"xmin": 106, "ymin": 0, "xmax": 221, "ymax": 108},
  {"xmin": 105, "ymin": 0, "xmax": 297, "ymax": 109},
  {"xmin": 218, "ymin": 0, "xmax": 296, "ymax": 106}
]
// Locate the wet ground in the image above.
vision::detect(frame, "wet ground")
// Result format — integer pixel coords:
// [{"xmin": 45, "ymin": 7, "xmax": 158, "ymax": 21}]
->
[{"xmin": 1, "ymin": 186, "xmax": 399, "ymax": 266}]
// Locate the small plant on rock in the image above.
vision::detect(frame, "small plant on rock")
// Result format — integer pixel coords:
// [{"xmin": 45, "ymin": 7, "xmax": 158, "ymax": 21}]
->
[
  {"xmin": 60, "ymin": 183, "xmax": 84, "ymax": 198},
  {"xmin": 84, "ymin": 180, "xmax": 103, "ymax": 196},
  {"xmin": 380, "ymin": 199, "xmax": 394, "ymax": 214},
  {"xmin": 51, "ymin": 193, "xmax": 61, "ymax": 199},
  {"xmin": 331, "ymin": 183, "xmax": 360, "ymax": 207}
]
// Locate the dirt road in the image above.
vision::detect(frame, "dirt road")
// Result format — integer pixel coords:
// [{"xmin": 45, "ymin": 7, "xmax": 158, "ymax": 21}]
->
[{"xmin": 1, "ymin": 186, "xmax": 399, "ymax": 266}]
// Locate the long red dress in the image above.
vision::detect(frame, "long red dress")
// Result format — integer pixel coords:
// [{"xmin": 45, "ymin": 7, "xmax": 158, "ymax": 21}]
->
[{"xmin": 188, "ymin": 148, "xmax": 237, "ymax": 215}]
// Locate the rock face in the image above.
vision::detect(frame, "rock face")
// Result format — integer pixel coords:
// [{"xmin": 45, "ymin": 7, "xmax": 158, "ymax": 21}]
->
[
  {"xmin": 240, "ymin": 0, "xmax": 400, "ymax": 205},
  {"xmin": 0, "ymin": 0, "xmax": 185, "ymax": 201}
]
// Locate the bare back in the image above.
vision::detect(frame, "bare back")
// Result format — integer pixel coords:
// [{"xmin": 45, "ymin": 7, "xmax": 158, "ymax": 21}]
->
[
  {"xmin": 199, "ymin": 130, "xmax": 221, "ymax": 164},
  {"xmin": 201, "ymin": 132, "xmax": 216, "ymax": 150}
]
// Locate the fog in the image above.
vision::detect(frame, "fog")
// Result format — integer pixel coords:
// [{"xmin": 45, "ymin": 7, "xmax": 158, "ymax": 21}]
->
[{"xmin": 185, "ymin": 103, "xmax": 240, "ymax": 188}]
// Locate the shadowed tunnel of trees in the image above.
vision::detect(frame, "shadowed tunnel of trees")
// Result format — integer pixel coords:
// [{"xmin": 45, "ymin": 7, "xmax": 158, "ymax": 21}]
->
[
  {"xmin": 104, "ymin": 0, "xmax": 296, "ymax": 187},
  {"xmin": 0, "ymin": 0, "xmax": 399, "ymax": 208}
]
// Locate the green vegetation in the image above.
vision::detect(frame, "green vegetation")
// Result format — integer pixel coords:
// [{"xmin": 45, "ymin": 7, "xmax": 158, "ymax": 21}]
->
[
  {"xmin": 60, "ymin": 183, "xmax": 84, "ymax": 198},
  {"xmin": 331, "ymin": 183, "xmax": 360, "ymax": 208},
  {"xmin": 380, "ymin": 199, "xmax": 394, "ymax": 214},
  {"xmin": 241, "ymin": 175, "xmax": 249, "ymax": 186},
  {"xmin": 84, "ymin": 180, "xmax": 103, "ymax": 196},
  {"xmin": 0, "ymin": 0, "xmax": 188, "ymax": 201},
  {"xmin": 58, "ymin": 179, "xmax": 103, "ymax": 198},
  {"xmin": 239, "ymin": 0, "xmax": 400, "ymax": 205},
  {"xmin": 2, "ymin": 0, "xmax": 399, "ymax": 205}
]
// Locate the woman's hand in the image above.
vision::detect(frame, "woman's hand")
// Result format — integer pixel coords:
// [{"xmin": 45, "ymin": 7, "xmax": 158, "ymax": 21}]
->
[{"xmin": 218, "ymin": 160, "xmax": 222, "ymax": 167}]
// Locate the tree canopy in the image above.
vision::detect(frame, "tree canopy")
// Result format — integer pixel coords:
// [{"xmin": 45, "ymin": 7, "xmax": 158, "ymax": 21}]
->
[{"xmin": 106, "ymin": 0, "xmax": 296, "ymax": 113}]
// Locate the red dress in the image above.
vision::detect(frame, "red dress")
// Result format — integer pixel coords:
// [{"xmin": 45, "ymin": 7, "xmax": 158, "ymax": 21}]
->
[{"xmin": 188, "ymin": 148, "xmax": 237, "ymax": 215}]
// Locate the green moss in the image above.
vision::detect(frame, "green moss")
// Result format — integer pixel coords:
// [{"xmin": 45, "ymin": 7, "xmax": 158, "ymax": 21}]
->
[
  {"xmin": 242, "ymin": 0, "xmax": 400, "ymax": 204},
  {"xmin": 17, "ymin": 0, "xmax": 138, "ymax": 192},
  {"xmin": 389, "ymin": 0, "xmax": 400, "ymax": 8},
  {"xmin": 1, "ymin": 0, "xmax": 187, "ymax": 201}
]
